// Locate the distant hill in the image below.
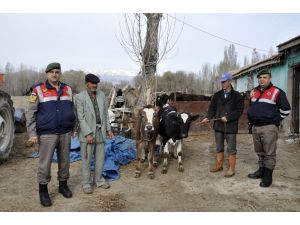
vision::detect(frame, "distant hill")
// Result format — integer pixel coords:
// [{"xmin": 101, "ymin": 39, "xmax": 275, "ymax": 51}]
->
[{"xmin": 100, "ymin": 69, "xmax": 136, "ymax": 84}]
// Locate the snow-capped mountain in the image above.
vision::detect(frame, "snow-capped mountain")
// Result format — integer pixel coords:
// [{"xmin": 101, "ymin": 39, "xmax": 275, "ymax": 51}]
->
[
  {"xmin": 102, "ymin": 69, "xmax": 136, "ymax": 77},
  {"xmin": 99, "ymin": 69, "xmax": 136, "ymax": 84}
]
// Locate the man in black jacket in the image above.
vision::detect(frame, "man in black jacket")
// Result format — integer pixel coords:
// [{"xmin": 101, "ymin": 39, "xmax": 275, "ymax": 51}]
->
[
  {"xmin": 201, "ymin": 72, "xmax": 244, "ymax": 177},
  {"xmin": 247, "ymin": 69, "xmax": 291, "ymax": 187}
]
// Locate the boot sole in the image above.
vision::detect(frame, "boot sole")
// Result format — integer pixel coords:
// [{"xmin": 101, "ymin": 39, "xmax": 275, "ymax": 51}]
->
[
  {"xmin": 40, "ymin": 201, "xmax": 52, "ymax": 207},
  {"xmin": 224, "ymin": 173, "xmax": 235, "ymax": 178},
  {"xmin": 59, "ymin": 190, "xmax": 73, "ymax": 198},
  {"xmin": 259, "ymin": 182, "xmax": 272, "ymax": 187},
  {"xmin": 210, "ymin": 168, "xmax": 223, "ymax": 173},
  {"xmin": 248, "ymin": 175, "xmax": 263, "ymax": 179}
]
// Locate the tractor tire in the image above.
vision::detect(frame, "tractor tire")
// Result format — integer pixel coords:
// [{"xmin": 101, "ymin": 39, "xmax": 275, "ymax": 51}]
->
[{"xmin": 0, "ymin": 90, "xmax": 15, "ymax": 162}]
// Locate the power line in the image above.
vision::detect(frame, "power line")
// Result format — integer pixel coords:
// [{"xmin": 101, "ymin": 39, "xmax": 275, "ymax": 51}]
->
[{"xmin": 168, "ymin": 14, "xmax": 268, "ymax": 52}]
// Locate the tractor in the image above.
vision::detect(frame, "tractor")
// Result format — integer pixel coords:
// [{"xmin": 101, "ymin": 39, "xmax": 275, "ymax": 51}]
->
[{"xmin": 0, "ymin": 73, "xmax": 26, "ymax": 162}]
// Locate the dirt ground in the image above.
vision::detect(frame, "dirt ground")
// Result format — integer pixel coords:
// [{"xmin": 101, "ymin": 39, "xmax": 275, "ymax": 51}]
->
[{"xmin": 0, "ymin": 97, "xmax": 299, "ymax": 212}]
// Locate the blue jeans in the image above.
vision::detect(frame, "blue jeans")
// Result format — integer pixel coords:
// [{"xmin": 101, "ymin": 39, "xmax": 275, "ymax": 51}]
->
[{"xmin": 215, "ymin": 131, "xmax": 237, "ymax": 155}]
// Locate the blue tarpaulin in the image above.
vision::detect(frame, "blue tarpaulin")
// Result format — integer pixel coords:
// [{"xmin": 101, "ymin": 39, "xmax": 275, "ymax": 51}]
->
[
  {"xmin": 70, "ymin": 136, "xmax": 80, "ymax": 150},
  {"xmin": 31, "ymin": 136, "xmax": 136, "ymax": 181},
  {"xmin": 14, "ymin": 108, "xmax": 25, "ymax": 122}
]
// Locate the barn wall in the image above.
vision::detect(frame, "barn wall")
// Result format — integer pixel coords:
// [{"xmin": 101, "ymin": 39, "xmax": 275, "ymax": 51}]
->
[
  {"xmin": 172, "ymin": 100, "xmax": 249, "ymax": 134},
  {"xmin": 236, "ymin": 76, "xmax": 248, "ymax": 92}
]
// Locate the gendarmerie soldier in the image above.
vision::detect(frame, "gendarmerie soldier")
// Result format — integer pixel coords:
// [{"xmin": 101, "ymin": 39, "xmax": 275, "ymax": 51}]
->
[
  {"xmin": 248, "ymin": 69, "xmax": 291, "ymax": 187},
  {"xmin": 27, "ymin": 62, "xmax": 76, "ymax": 207}
]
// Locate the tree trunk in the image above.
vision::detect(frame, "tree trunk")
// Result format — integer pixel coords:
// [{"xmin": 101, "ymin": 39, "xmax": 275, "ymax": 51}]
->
[{"xmin": 136, "ymin": 13, "xmax": 162, "ymax": 107}]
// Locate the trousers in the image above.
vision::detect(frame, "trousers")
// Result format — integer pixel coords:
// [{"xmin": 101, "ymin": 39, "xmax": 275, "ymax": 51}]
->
[{"xmin": 37, "ymin": 132, "xmax": 71, "ymax": 184}]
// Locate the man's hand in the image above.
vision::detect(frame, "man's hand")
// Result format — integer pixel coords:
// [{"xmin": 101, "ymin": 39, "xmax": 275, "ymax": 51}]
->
[
  {"xmin": 221, "ymin": 116, "xmax": 228, "ymax": 123},
  {"xmin": 200, "ymin": 118, "xmax": 210, "ymax": 124},
  {"xmin": 107, "ymin": 130, "xmax": 114, "ymax": 139},
  {"xmin": 86, "ymin": 134, "xmax": 94, "ymax": 144},
  {"xmin": 26, "ymin": 136, "xmax": 38, "ymax": 147}
]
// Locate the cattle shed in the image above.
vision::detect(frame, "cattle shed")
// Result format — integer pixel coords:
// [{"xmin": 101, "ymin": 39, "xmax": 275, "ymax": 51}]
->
[
  {"xmin": 169, "ymin": 94, "xmax": 249, "ymax": 134},
  {"xmin": 231, "ymin": 35, "xmax": 300, "ymax": 134}
]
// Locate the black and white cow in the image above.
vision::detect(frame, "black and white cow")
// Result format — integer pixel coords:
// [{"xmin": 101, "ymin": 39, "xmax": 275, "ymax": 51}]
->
[{"xmin": 156, "ymin": 94, "xmax": 199, "ymax": 173}]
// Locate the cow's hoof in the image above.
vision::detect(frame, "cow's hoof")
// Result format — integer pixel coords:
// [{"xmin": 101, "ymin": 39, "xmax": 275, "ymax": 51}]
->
[
  {"xmin": 153, "ymin": 161, "xmax": 159, "ymax": 168},
  {"xmin": 178, "ymin": 165, "xmax": 184, "ymax": 172},
  {"xmin": 161, "ymin": 168, "xmax": 168, "ymax": 174},
  {"xmin": 135, "ymin": 171, "xmax": 141, "ymax": 178},
  {"xmin": 148, "ymin": 172, "xmax": 154, "ymax": 179}
]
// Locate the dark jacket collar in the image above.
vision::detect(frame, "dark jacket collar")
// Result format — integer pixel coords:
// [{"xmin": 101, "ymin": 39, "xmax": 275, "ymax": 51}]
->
[
  {"xmin": 45, "ymin": 79, "xmax": 65, "ymax": 89},
  {"xmin": 224, "ymin": 85, "xmax": 234, "ymax": 94}
]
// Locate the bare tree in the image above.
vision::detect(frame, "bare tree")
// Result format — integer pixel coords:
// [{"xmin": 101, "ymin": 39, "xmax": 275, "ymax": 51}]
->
[
  {"xmin": 118, "ymin": 13, "xmax": 183, "ymax": 106},
  {"xmin": 268, "ymin": 46, "xmax": 275, "ymax": 57},
  {"xmin": 251, "ymin": 48, "xmax": 261, "ymax": 63},
  {"xmin": 243, "ymin": 56, "xmax": 249, "ymax": 66},
  {"xmin": 5, "ymin": 62, "xmax": 14, "ymax": 74},
  {"xmin": 200, "ymin": 63, "xmax": 212, "ymax": 94},
  {"xmin": 247, "ymin": 75, "xmax": 254, "ymax": 90}
]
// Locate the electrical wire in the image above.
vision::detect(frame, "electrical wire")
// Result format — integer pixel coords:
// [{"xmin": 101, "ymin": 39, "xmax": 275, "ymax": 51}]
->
[{"xmin": 168, "ymin": 14, "xmax": 268, "ymax": 52}]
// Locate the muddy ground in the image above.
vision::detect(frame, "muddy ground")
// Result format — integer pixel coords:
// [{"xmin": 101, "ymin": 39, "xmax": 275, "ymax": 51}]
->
[{"xmin": 0, "ymin": 97, "xmax": 299, "ymax": 212}]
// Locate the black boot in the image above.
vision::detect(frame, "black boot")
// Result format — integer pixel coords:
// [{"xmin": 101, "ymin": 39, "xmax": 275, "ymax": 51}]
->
[
  {"xmin": 58, "ymin": 181, "xmax": 72, "ymax": 198},
  {"xmin": 248, "ymin": 167, "xmax": 265, "ymax": 179},
  {"xmin": 260, "ymin": 168, "xmax": 273, "ymax": 187},
  {"xmin": 39, "ymin": 184, "xmax": 52, "ymax": 207}
]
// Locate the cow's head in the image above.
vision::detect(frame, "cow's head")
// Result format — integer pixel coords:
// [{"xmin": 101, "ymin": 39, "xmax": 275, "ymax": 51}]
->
[
  {"xmin": 136, "ymin": 105, "xmax": 159, "ymax": 141},
  {"xmin": 178, "ymin": 113, "xmax": 199, "ymax": 138},
  {"xmin": 156, "ymin": 94, "xmax": 169, "ymax": 108}
]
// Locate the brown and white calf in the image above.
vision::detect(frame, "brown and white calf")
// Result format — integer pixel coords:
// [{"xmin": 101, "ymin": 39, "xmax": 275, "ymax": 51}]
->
[{"xmin": 135, "ymin": 106, "xmax": 159, "ymax": 179}]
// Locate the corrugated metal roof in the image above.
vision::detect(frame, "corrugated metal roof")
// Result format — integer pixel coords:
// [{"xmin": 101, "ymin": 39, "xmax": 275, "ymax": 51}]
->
[
  {"xmin": 277, "ymin": 35, "xmax": 300, "ymax": 52},
  {"xmin": 231, "ymin": 54, "xmax": 282, "ymax": 78},
  {"xmin": 232, "ymin": 35, "xmax": 300, "ymax": 78}
]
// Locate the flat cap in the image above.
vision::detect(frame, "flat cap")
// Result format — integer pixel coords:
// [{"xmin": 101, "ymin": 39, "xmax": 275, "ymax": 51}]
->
[
  {"xmin": 85, "ymin": 73, "xmax": 100, "ymax": 84},
  {"xmin": 257, "ymin": 69, "xmax": 271, "ymax": 78},
  {"xmin": 45, "ymin": 62, "xmax": 61, "ymax": 73}
]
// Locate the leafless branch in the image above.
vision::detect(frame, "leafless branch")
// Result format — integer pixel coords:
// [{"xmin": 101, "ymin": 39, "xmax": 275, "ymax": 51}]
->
[{"xmin": 117, "ymin": 13, "xmax": 184, "ymax": 69}]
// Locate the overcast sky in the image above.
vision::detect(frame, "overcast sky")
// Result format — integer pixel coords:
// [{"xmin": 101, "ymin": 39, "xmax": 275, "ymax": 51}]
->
[
  {"xmin": 1, "ymin": 5, "xmax": 299, "ymax": 225},
  {"xmin": 0, "ymin": 13, "xmax": 299, "ymax": 76}
]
